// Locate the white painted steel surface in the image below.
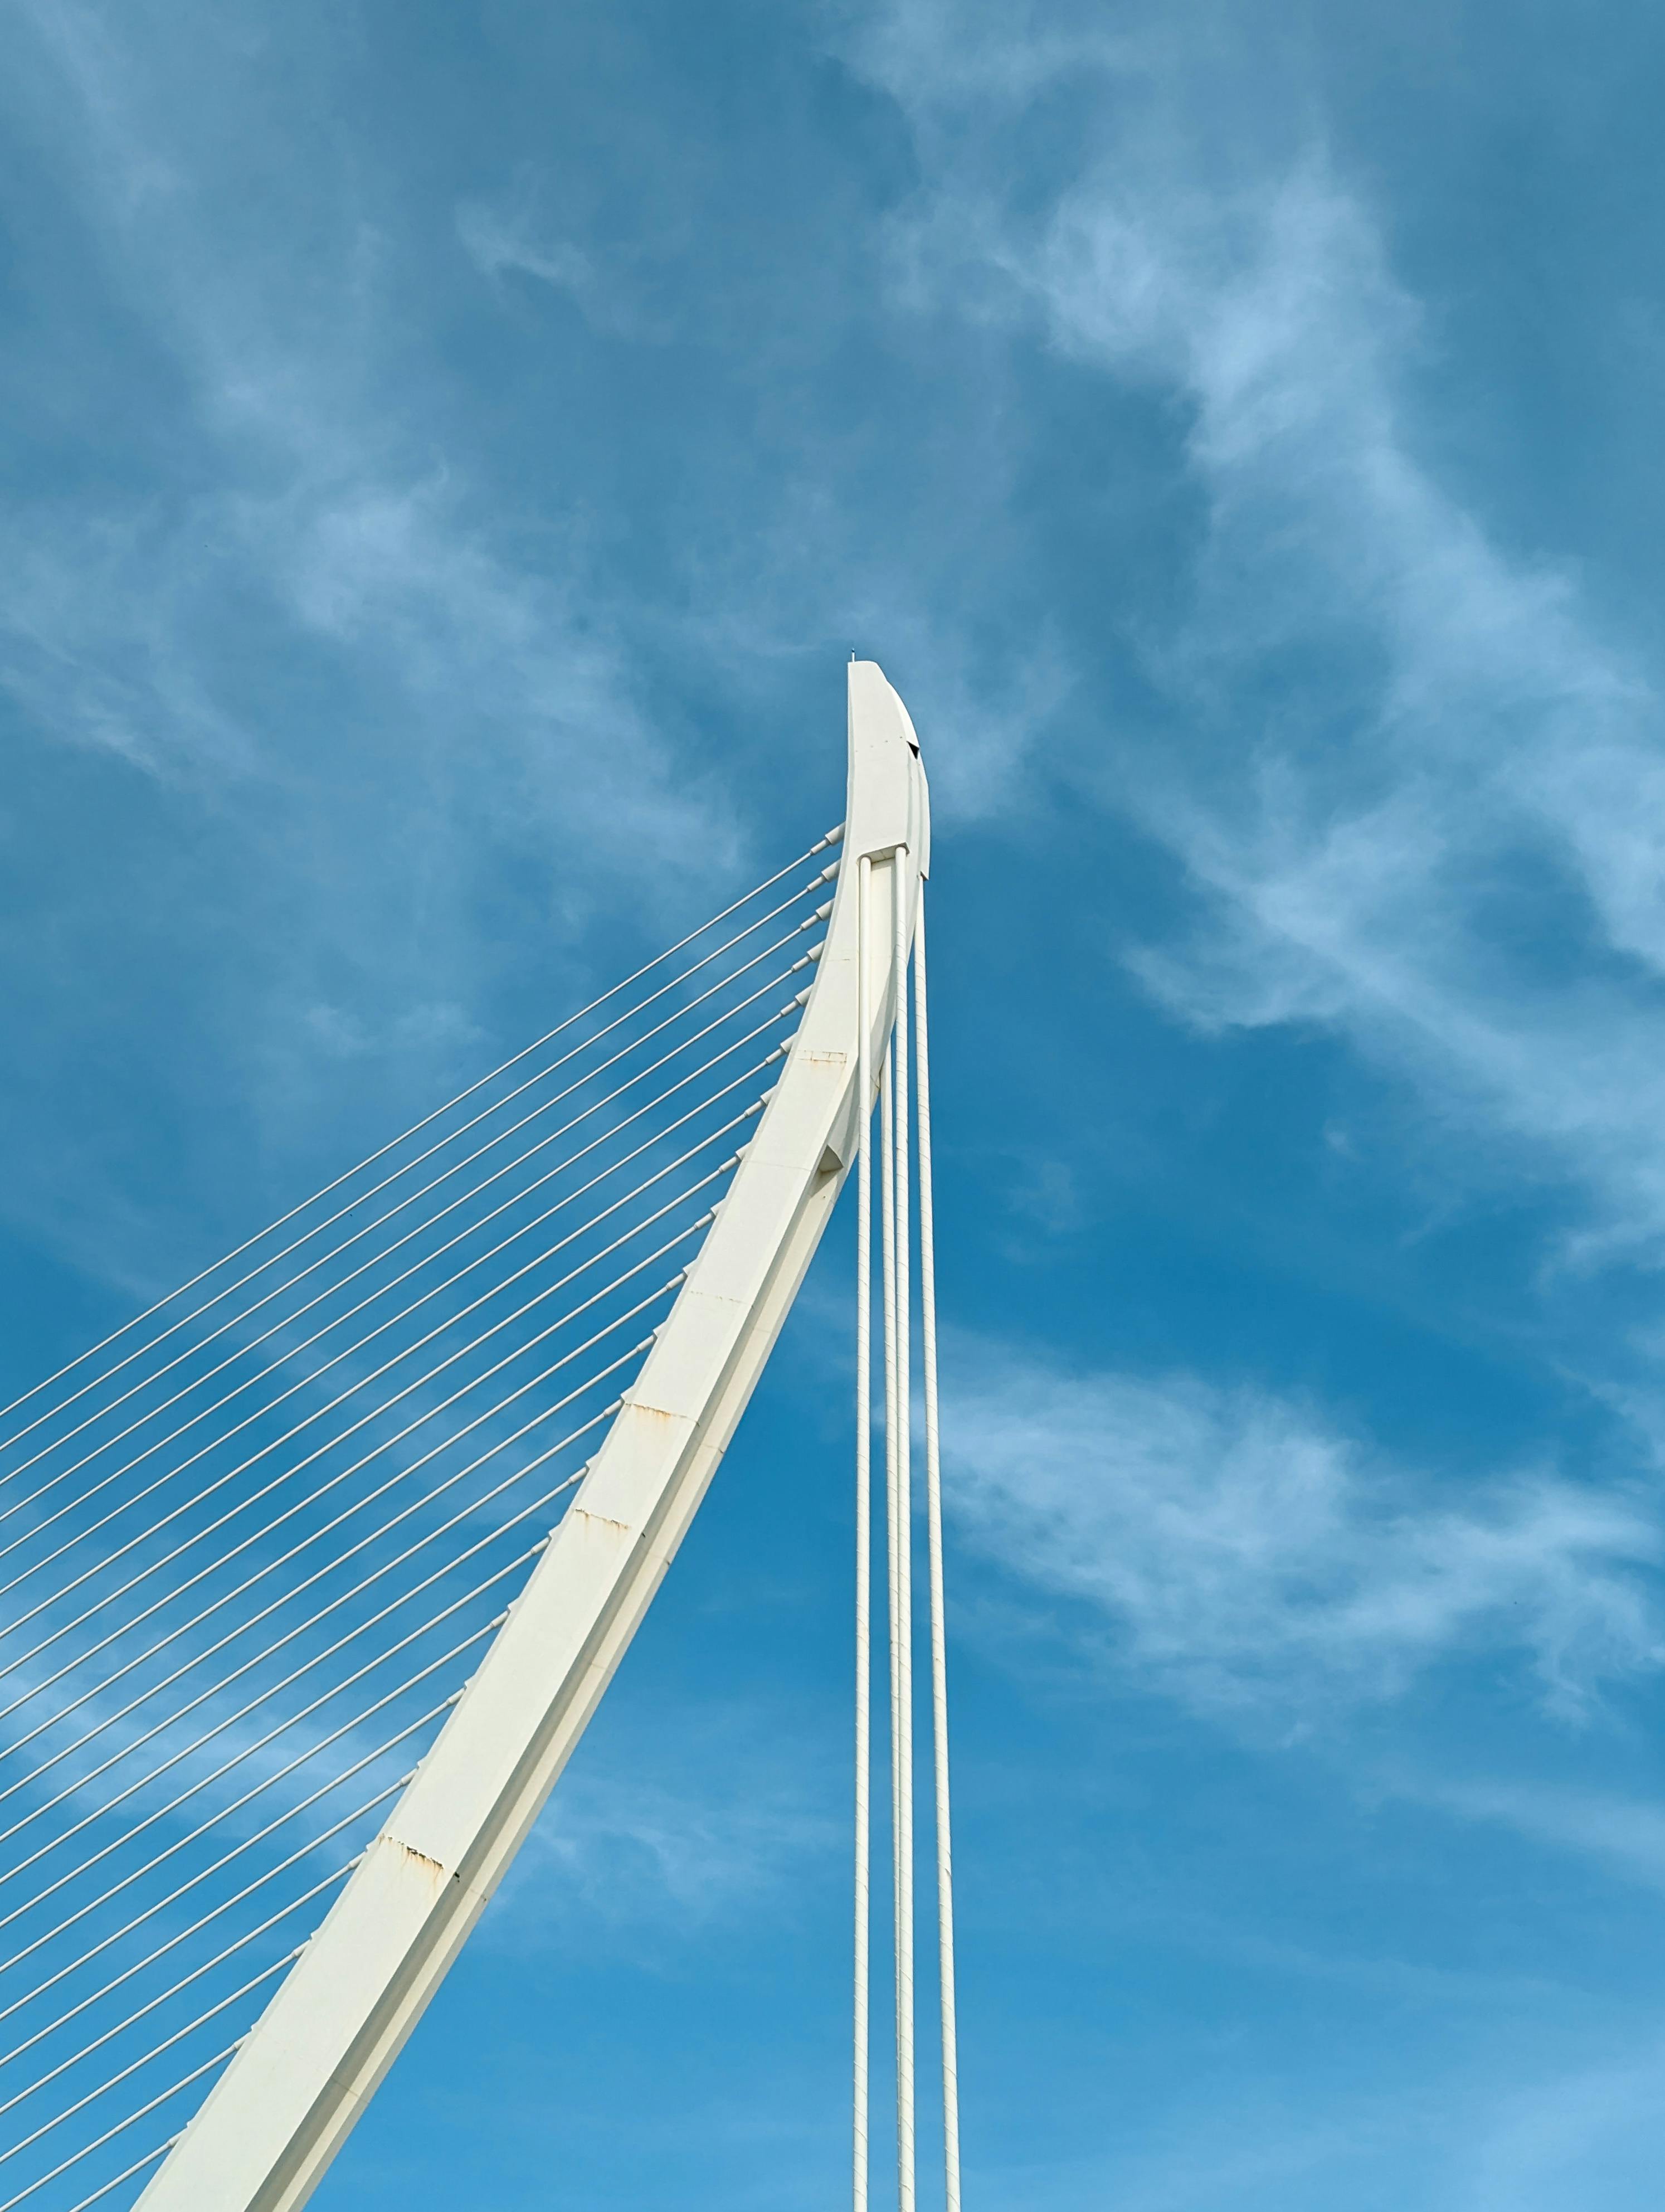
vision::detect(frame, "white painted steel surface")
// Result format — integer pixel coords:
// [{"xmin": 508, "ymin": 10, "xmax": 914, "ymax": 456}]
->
[
  {"xmin": 913, "ymin": 904, "xmax": 963, "ymax": 2212},
  {"xmin": 852, "ymin": 853, "xmax": 874, "ymax": 2212},
  {"xmin": 134, "ymin": 662, "xmax": 929, "ymax": 2212}
]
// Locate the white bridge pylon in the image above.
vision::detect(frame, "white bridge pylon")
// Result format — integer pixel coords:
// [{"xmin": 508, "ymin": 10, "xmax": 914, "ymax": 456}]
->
[{"xmin": 112, "ymin": 663, "xmax": 931, "ymax": 2209}]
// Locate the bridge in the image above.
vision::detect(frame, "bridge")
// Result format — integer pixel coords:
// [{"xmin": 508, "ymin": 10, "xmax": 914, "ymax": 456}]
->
[{"xmin": 0, "ymin": 663, "xmax": 960, "ymax": 2212}]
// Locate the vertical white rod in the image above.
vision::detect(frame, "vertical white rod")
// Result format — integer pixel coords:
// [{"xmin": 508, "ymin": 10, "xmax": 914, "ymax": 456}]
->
[
  {"xmin": 853, "ymin": 857, "xmax": 873, "ymax": 2212},
  {"xmin": 913, "ymin": 900, "xmax": 962, "ymax": 2212},
  {"xmin": 880, "ymin": 1017, "xmax": 899, "ymax": 2191},
  {"xmin": 891, "ymin": 857, "xmax": 916, "ymax": 2212}
]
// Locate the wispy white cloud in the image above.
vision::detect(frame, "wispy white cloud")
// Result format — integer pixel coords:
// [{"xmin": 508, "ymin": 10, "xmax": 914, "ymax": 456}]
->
[
  {"xmin": 0, "ymin": 0, "xmax": 745, "ymax": 1295},
  {"xmin": 1465, "ymin": 2034, "xmax": 1665, "ymax": 2212},
  {"xmin": 5, "ymin": 0, "xmax": 715, "ymax": 864},
  {"xmin": 967, "ymin": 2032, "xmax": 1665, "ymax": 2212},
  {"xmin": 946, "ymin": 1341, "xmax": 1665, "ymax": 1723},
  {"xmin": 492, "ymin": 1714, "xmax": 839, "ymax": 1947},
  {"xmin": 0, "ymin": 502, "xmax": 255, "ymax": 780},
  {"xmin": 1407, "ymin": 1772, "xmax": 1665, "ymax": 1895},
  {"xmin": 455, "ymin": 201, "xmax": 595, "ymax": 303},
  {"xmin": 455, "ymin": 196, "xmax": 678, "ymax": 345},
  {"xmin": 856, "ymin": 0, "xmax": 1665, "ymax": 1264}
]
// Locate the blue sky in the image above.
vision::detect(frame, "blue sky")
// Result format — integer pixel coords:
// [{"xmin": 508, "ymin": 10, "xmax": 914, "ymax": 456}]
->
[{"xmin": 5, "ymin": 0, "xmax": 1665, "ymax": 2204}]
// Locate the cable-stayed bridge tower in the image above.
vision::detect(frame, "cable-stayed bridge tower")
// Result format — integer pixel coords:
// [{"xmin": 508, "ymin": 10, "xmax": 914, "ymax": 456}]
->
[{"xmin": 0, "ymin": 663, "xmax": 958, "ymax": 2211}]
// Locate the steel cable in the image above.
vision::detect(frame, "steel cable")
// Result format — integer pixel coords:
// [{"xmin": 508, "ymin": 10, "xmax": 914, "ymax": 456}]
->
[
  {"xmin": 0, "ymin": 2043, "xmax": 242, "ymax": 2212},
  {"xmin": 0, "ymin": 1548, "xmax": 534, "ymax": 1977},
  {"xmin": 0, "ymin": 844, "xmax": 843, "ymax": 2209},
  {"xmin": 0, "ymin": 1401, "xmax": 607, "ymax": 1901},
  {"xmin": 0, "ymin": 1424, "xmax": 615, "ymax": 2071},
  {"xmin": 0, "ymin": 985, "xmax": 799, "ymax": 1642},
  {"xmin": 0, "ymin": 828, "xmax": 841, "ymax": 1440},
  {"xmin": 0, "ymin": 1040, "xmax": 785, "ymax": 1577},
  {"xmin": 912, "ymin": 900, "xmax": 962, "ymax": 2212},
  {"xmin": 0, "ymin": 1140, "xmax": 746, "ymax": 1689},
  {"xmin": 48, "ymin": 2138, "xmax": 170, "ymax": 2212},
  {"xmin": 2, "ymin": 1786, "xmax": 411, "ymax": 2072},
  {"xmin": 0, "ymin": 1785, "xmax": 419, "ymax": 2078},
  {"xmin": 853, "ymin": 854, "xmax": 873, "ymax": 2212},
  {"xmin": 0, "ymin": 927, "xmax": 815, "ymax": 1524},
  {"xmin": 0, "ymin": 872, "xmax": 829, "ymax": 1504},
  {"xmin": 0, "ymin": 1856, "xmax": 362, "ymax": 2175},
  {"xmin": 0, "ymin": 1282, "xmax": 669, "ymax": 1798},
  {"xmin": 0, "ymin": 1315, "xmax": 656, "ymax": 1845},
  {"xmin": 0, "ymin": 1957, "xmax": 290, "ymax": 2164},
  {"xmin": 890, "ymin": 863, "xmax": 917, "ymax": 2212},
  {"xmin": 0, "ymin": 1083, "xmax": 767, "ymax": 1637}
]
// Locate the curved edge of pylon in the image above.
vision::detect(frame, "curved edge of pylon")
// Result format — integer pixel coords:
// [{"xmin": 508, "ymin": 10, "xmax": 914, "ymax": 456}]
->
[{"xmin": 134, "ymin": 662, "xmax": 929, "ymax": 2212}]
